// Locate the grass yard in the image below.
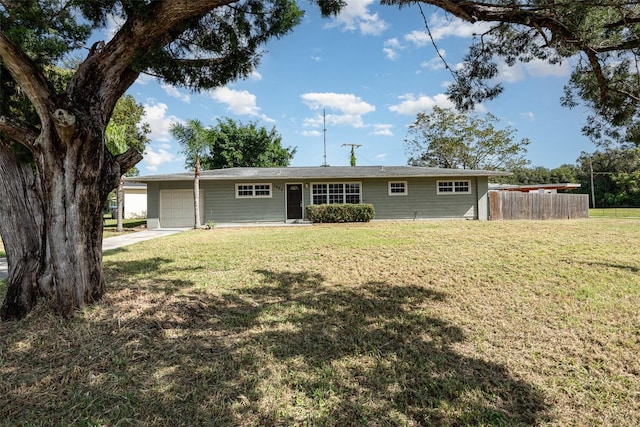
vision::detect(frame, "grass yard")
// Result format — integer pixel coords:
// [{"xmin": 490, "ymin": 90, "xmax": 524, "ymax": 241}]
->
[
  {"xmin": 1, "ymin": 219, "xmax": 639, "ymax": 426},
  {"xmin": 103, "ymin": 217, "xmax": 147, "ymax": 237},
  {"xmin": 589, "ymin": 207, "xmax": 640, "ymax": 218}
]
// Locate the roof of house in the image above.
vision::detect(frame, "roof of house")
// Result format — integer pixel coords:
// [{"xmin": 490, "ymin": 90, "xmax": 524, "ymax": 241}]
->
[{"xmin": 128, "ymin": 166, "xmax": 511, "ymax": 182}]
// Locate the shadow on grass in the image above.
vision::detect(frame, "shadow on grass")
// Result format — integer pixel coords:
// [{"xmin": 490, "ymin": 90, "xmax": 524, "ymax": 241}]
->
[
  {"xmin": 1, "ymin": 267, "xmax": 550, "ymax": 426},
  {"xmin": 573, "ymin": 259, "xmax": 640, "ymax": 273}
]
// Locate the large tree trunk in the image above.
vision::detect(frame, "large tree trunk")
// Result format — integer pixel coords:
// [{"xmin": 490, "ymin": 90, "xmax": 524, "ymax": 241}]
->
[
  {"xmin": 0, "ymin": 144, "xmax": 48, "ymax": 321},
  {"xmin": 32, "ymin": 115, "xmax": 120, "ymax": 318}
]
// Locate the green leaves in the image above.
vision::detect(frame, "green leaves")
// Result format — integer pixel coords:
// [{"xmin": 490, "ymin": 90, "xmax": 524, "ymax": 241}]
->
[
  {"xmin": 387, "ymin": 1, "xmax": 640, "ymax": 147},
  {"xmin": 405, "ymin": 106, "xmax": 529, "ymax": 171},
  {"xmin": 135, "ymin": 0, "xmax": 304, "ymax": 91},
  {"xmin": 175, "ymin": 117, "xmax": 295, "ymax": 171}
]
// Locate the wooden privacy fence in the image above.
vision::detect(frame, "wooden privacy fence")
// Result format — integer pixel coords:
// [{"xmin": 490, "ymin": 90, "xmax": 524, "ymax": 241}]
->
[{"xmin": 489, "ymin": 191, "xmax": 589, "ymax": 220}]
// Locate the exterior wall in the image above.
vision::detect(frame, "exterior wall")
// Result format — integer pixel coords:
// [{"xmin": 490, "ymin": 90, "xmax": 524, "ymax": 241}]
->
[
  {"xmin": 123, "ymin": 189, "xmax": 147, "ymax": 219},
  {"xmin": 476, "ymin": 177, "xmax": 489, "ymax": 221},
  {"xmin": 146, "ymin": 182, "xmax": 161, "ymax": 228},
  {"xmin": 202, "ymin": 179, "xmax": 288, "ymax": 223},
  {"xmin": 144, "ymin": 175, "xmax": 491, "ymax": 228},
  {"xmin": 352, "ymin": 177, "xmax": 478, "ymax": 220}
]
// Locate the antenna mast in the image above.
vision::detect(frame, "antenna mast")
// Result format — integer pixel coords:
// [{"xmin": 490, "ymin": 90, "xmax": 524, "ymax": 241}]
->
[
  {"xmin": 342, "ymin": 143, "xmax": 362, "ymax": 167},
  {"xmin": 322, "ymin": 109, "xmax": 327, "ymax": 166}
]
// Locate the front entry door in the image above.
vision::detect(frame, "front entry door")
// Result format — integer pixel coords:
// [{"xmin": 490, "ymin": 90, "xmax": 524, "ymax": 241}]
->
[{"xmin": 286, "ymin": 184, "xmax": 303, "ymax": 220}]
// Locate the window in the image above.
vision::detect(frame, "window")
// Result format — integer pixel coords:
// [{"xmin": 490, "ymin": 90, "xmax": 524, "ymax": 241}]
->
[
  {"xmin": 437, "ymin": 180, "xmax": 471, "ymax": 194},
  {"xmin": 235, "ymin": 183, "xmax": 272, "ymax": 198},
  {"xmin": 388, "ymin": 181, "xmax": 407, "ymax": 196},
  {"xmin": 312, "ymin": 183, "xmax": 361, "ymax": 204}
]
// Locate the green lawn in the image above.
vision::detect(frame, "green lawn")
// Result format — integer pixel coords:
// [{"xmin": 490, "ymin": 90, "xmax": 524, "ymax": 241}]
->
[
  {"xmin": 1, "ymin": 219, "xmax": 639, "ymax": 426},
  {"xmin": 102, "ymin": 217, "xmax": 147, "ymax": 236},
  {"xmin": 590, "ymin": 207, "xmax": 640, "ymax": 218}
]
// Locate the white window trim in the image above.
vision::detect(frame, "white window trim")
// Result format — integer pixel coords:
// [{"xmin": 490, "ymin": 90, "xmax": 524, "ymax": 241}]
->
[
  {"xmin": 310, "ymin": 182, "xmax": 362, "ymax": 205},
  {"xmin": 388, "ymin": 181, "xmax": 408, "ymax": 196},
  {"xmin": 235, "ymin": 183, "xmax": 273, "ymax": 198},
  {"xmin": 436, "ymin": 179, "xmax": 472, "ymax": 195}
]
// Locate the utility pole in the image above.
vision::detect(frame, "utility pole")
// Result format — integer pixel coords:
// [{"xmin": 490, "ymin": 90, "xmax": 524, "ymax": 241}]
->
[
  {"xmin": 589, "ymin": 156, "xmax": 596, "ymax": 209},
  {"xmin": 342, "ymin": 143, "xmax": 362, "ymax": 167}
]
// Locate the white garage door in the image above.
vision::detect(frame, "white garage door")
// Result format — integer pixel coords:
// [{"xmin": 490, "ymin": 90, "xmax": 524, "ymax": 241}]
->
[{"xmin": 160, "ymin": 189, "xmax": 204, "ymax": 228}]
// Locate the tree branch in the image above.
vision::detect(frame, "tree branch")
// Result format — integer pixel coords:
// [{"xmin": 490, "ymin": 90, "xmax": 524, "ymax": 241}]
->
[
  {"xmin": 114, "ymin": 147, "xmax": 143, "ymax": 175},
  {"xmin": 0, "ymin": 116, "xmax": 40, "ymax": 148},
  {"xmin": 68, "ymin": 0, "xmax": 238, "ymax": 123},
  {"xmin": 0, "ymin": 32, "xmax": 55, "ymax": 125}
]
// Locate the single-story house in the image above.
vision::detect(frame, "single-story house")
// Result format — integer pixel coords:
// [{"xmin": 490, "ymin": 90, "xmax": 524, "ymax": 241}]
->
[{"xmin": 129, "ymin": 166, "xmax": 510, "ymax": 228}]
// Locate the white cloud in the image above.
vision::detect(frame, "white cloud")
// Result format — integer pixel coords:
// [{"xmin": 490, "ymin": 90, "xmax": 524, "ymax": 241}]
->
[
  {"xmin": 209, "ymin": 87, "xmax": 274, "ymax": 122},
  {"xmin": 404, "ymin": 30, "xmax": 431, "ymax": 48},
  {"xmin": 428, "ymin": 14, "xmax": 492, "ymax": 41},
  {"xmin": 301, "ymin": 130, "xmax": 322, "ymax": 137},
  {"xmin": 403, "ymin": 14, "xmax": 491, "ymax": 48},
  {"xmin": 523, "ymin": 59, "xmax": 572, "ymax": 77},
  {"xmin": 383, "ymin": 38, "xmax": 403, "ymax": 60},
  {"xmin": 161, "ymin": 83, "xmax": 191, "ymax": 103},
  {"xmin": 521, "ymin": 111, "xmax": 535, "ymax": 121},
  {"xmin": 248, "ymin": 70, "xmax": 263, "ymax": 81},
  {"xmin": 495, "ymin": 58, "xmax": 571, "ymax": 83},
  {"xmin": 326, "ymin": 0, "xmax": 388, "ymax": 36},
  {"xmin": 370, "ymin": 124, "xmax": 393, "ymax": 136},
  {"xmin": 301, "ymin": 92, "xmax": 376, "ymax": 129},
  {"xmin": 375, "ymin": 153, "xmax": 387, "ymax": 160},
  {"xmin": 421, "ymin": 49, "xmax": 448, "ymax": 70},
  {"xmin": 388, "ymin": 93, "xmax": 455, "ymax": 115},
  {"xmin": 142, "ymin": 101, "xmax": 182, "ymax": 142},
  {"xmin": 301, "ymin": 92, "xmax": 375, "ymax": 115},
  {"xmin": 143, "ymin": 146, "xmax": 176, "ymax": 172},
  {"xmin": 104, "ymin": 13, "xmax": 125, "ymax": 41},
  {"xmin": 133, "ymin": 73, "xmax": 155, "ymax": 86}
]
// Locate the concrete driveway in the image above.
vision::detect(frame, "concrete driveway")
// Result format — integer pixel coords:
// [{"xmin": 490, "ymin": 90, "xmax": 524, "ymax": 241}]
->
[{"xmin": 0, "ymin": 229, "xmax": 186, "ymax": 281}]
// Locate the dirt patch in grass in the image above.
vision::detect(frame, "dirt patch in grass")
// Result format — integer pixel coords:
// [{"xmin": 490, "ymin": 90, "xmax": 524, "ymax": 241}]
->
[{"xmin": 1, "ymin": 219, "xmax": 639, "ymax": 426}]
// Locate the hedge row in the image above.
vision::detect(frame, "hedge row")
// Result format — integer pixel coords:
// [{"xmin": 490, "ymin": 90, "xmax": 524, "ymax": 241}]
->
[{"xmin": 306, "ymin": 203, "xmax": 375, "ymax": 223}]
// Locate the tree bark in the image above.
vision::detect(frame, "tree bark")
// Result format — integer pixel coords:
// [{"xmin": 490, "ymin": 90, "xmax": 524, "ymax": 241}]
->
[
  {"xmin": 0, "ymin": 144, "xmax": 47, "ymax": 320},
  {"xmin": 30, "ymin": 115, "xmax": 118, "ymax": 317}
]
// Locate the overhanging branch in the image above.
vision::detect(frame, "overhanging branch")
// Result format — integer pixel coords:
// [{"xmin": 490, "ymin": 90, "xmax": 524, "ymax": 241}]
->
[
  {"xmin": 0, "ymin": 116, "xmax": 39, "ymax": 148},
  {"xmin": 114, "ymin": 147, "xmax": 143, "ymax": 175},
  {"xmin": 0, "ymin": 32, "xmax": 55, "ymax": 124}
]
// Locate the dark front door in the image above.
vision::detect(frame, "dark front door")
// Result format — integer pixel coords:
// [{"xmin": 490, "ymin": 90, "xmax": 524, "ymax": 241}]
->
[{"xmin": 286, "ymin": 184, "xmax": 303, "ymax": 220}]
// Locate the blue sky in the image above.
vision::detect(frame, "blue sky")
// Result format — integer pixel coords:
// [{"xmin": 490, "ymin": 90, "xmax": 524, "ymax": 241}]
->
[{"xmin": 113, "ymin": 1, "xmax": 595, "ymax": 175}]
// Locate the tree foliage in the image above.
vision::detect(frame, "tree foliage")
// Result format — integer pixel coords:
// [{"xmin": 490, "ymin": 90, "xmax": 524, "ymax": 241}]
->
[
  {"xmin": 575, "ymin": 148, "xmax": 640, "ymax": 207},
  {"xmin": 170, "ymin": 119, "xmax": 209, "ymax": 229},
  {"xmin": 385, "ymin": 0, "xmax": 640, "ymax": 146},
  {"xmin": 0, "ymin": 0, "xmax": 343, "ymax": 319},
  {"xmin": 194, "ymin": 118, "xmax": 295, "ymax": 170},
  {"xmin": 106, "ymin": 95, "xmax": 150, "ymax": 177},
  {"xmin": 405, "ymin": 106, "xmax": 530, "ymax": 170},
  {"xmin": 499, "ymin": 164, "xmax": 579, "ymax": 185}
]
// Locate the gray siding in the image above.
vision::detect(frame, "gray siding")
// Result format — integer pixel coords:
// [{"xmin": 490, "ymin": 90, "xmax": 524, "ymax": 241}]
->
[
  {"xmin": 355, "ymin": 177, "xmax": 478, "ymax": 220},
  {"xmin": 202, "ymin": 180, "xmax": 287, "ymax": 223},
  {"xmin": 146, "ymin": 182, "xmax": 161, "ymax": 228}
]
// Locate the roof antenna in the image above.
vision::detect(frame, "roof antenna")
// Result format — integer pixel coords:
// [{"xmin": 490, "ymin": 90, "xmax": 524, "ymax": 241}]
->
[
  {"xmin": 322, "ymin": 109, "xmax": 328, "ymax": 167},
  {"xmin": 342, "ymin": 143, "xmax": 362, "ymax": 167}
]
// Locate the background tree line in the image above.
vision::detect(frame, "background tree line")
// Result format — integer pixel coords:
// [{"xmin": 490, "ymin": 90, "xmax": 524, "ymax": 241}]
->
[{"xmin": 497, "ymin": 148, "xmax": 640, "ymax": 208}]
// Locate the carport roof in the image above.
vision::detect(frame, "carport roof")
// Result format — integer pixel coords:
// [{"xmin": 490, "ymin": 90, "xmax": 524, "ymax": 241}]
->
[{"xmin": 129, "ymin": 166, "xmax": 511, "ymax": 182}]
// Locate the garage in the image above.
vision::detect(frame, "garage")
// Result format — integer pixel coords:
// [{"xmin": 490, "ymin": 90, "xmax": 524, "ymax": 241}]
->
[{"xmin": 159, "ymin": 189, "xmax": 203, "ymax": 228}]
